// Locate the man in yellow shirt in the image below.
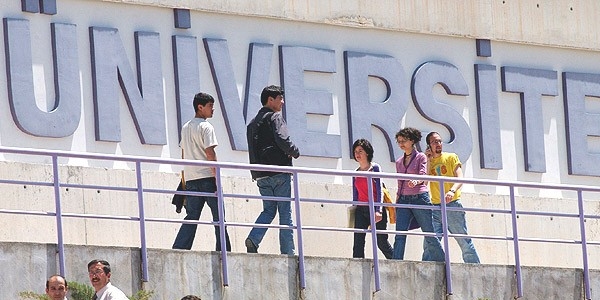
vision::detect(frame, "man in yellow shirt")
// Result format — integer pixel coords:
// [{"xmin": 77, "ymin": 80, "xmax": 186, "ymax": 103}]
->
[{"xmin": 426, "ymin": 132, "xmax": 480, "ymax": 263}]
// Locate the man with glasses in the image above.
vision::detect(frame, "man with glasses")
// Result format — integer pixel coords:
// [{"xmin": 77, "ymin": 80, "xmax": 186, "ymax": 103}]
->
[
  {"xmin": 87, "ymin": 259, "xmax": 128, "ymax": 300},
  {"xmin": 425, "ymin": 132, "xmax": 480, "ymax": 263}
]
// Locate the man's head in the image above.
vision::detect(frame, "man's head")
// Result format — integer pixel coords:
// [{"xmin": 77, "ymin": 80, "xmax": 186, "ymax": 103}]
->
[
  {"xmin": 181, "ymin": 295, "xmax": 202, "ymax": 300},
  {"xmin": 426, "ymin": 132, "xmax": 443, "ymax": 157},
  {"xmin": 260, "ymin": 85, "xmax": 284, "ymax": 112},
  {"xmin": 193, "ymin": 92, "xmax": 215, "ymax": 119},
  {"xmin": 87, "ymin": 259, "xmax": 111, "ymax": 292},
  {"xmin": 46, "ymin": 275, "xmax": 68, "ymax": 300}
]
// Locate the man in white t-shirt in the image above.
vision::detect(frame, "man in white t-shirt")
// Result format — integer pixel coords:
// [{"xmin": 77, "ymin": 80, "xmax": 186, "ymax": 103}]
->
[{"xmin": 172, "ymin": 92, "xmax": 231, "ymax": 251}]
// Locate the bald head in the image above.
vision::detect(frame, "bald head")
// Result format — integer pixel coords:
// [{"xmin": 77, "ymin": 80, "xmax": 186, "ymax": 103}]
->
[{"xmin": 46, "ymin": 275, "xmax": 68, "ymax": 300}]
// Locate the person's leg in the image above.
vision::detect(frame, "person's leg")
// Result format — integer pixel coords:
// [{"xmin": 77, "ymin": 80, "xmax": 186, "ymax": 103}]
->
[
  {"xmin": 247, "ymin": 200, "xmax": 277, "ymax": 248},
  {"xmin": 412, "ymin": 193, "xmax": 445, "ymax": 262},
  {"xmin": 273, "ymin": 174, "xmax": 294, "ymax": 255},
  {"xmin": 352, "ymin": 206, "xmax": 369, "ymax": 258},
  {"xmin": 375, "ymin": 207, "xmax": 393, "ymax": 259},
  {"xmin": 392, "ymin": 195, "xmax": 412, "ymax": 259},
  {"xmin": 172, "ymin": 179, "xmax": 206, "ymax": 250},
  {"xmin": 204, "ymin": 177, "xmax": 231, "ymax": 252},
  {"xmin": 246, "ymin": 177, "xmax": 278, "ymax": 250},
  {"xmin": 431, "ymin": 203, "xmax": 443, "ymax": 236},
  {"xmin": 446, "ymin": 200, "xmax": 480, "ymax": 263}
]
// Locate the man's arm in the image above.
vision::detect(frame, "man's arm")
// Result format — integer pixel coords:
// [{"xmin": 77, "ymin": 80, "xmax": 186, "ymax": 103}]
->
[
  {"xmin": 444, "ymin": 161, "xmax": 463, "ymax": 203},
  {"xmin": 205, "ymin": 146, "xmax": 217, "ymax": 176},
  {"xmin": 452, "ymin": 164, "xmax": 464, "ymax": 191},
  {"xmin": 271, "ymin": 113, "xmax": 299, "ymax": 158}
]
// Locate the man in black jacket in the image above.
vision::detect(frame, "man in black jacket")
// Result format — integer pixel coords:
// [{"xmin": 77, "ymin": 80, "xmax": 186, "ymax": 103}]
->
[{"xmin": 245, "ymin": 85, "xmax": 300, "ymax": 255}]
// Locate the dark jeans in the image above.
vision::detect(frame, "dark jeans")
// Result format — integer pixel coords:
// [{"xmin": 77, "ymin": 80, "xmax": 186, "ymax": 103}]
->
[
  {"xmin": 353, "ymin": 205, "xmax": 393, "ymax": 259},
  {"xmin": 172, "ymin": 177, "xmax": 231, "ymax": 251}
]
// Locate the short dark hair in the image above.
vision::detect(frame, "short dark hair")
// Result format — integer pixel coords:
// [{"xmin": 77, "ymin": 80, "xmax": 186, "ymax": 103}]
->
[
  {"xmin": 193, "ymin": 92, "xmax": 215, "ymax": 112},
  {"xmin": 352, "ymin": 139, "xmax": 374, "ymax": 162},
  {"xmin": 260, "ymin": 85, "xmax": 284, "ymax": 105},
  {"xmin": 181, "ymin": 295, "xmax": 202, "ymax": 300},
  {"xmin": 87, "ymin": 259, "xmax": 111, "ymax": 275},
  {"xmin": 396, "ymin": 127, "xmax": 422, "ymax": 143},
  {"xmin": 46, "ymin": 275, "xmax": 67, "ymax": 289},
  {"xmin": 426, "ymin": 131, "xmax": 440, "ymax": 145}
]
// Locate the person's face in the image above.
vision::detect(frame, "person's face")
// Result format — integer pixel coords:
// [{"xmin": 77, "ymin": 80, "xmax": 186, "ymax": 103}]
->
[
  {"xmin": 197, "ymin": 102, "xmax": 214, "ymax": 119},
  {"xmin": 46, "ymin": 276, "xmax": 68, "ymax": 300},
  {"xmin": 88, "ymin": 263, "xmax": 110, "ymax": 291},
  {"xmin": 396, "ymin": 136, "xmax": 414, "ymax": 153},
  {"xmin": 267, "ymin": 95, "xmax": 284, "ymax": 112},
  {"xmin": 428, "ymin": 133, "xmax": 443, "ymax": 155},
  {"xmin": 353, "ymin": 145, "xmax": 369, "ymax": 164}
]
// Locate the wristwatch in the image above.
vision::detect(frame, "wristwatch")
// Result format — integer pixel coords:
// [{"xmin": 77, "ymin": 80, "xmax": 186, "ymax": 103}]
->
[{"xmin": 449, "ymin": 189, "xmax": 456, "ymax": 193}]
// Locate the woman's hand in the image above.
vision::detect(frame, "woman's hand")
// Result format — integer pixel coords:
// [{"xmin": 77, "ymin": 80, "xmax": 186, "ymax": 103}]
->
[
  {"xmin": 375, "ymin": 211, "xmax": 383, "ymax": 222},
  {"xmin": 407, "ymin": 180, "xmax": 420, "ymax": 188}
]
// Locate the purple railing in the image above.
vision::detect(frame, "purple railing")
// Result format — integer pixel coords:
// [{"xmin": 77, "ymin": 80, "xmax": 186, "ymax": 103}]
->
[{"xmin": 0, "ymin": 146, "xmax": 598, "ymax": 299}]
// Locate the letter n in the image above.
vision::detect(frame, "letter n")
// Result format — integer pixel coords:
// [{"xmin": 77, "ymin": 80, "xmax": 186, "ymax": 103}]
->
[{"xmin": 90, "ymin": 27, "xmax": 166, "ymax": 144}]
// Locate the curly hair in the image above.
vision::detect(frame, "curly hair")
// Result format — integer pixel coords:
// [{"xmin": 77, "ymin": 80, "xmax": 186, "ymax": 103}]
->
[{"xmin": 395, "ymin": 127, "xmax": 422, "ymax": 143}]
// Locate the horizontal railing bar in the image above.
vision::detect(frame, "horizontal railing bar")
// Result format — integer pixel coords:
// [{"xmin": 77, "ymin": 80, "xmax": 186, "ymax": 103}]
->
[{"xmin": 2, "ymin": 146, "xmax": 600, "ymax": 194}]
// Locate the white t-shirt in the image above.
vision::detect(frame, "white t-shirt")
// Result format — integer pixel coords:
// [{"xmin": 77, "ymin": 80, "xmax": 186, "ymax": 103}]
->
[{"xmin": 180, "ymin": 117, "xmax": 218, "ymax": 180}]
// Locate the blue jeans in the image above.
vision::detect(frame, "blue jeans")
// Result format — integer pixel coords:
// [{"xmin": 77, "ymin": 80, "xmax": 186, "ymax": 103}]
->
[
  {"xmin": 393, "ymin": 192, "xmax": 445, "ymax": 261},
  {"xmin": 172, "ymin": 177, "xmax": 231, "ymax": 251},
  {"xmin": 432, "ymin": 200, "xmax": 480, "ymax": 263},
  {"xmin": 247, "ymin": 173, "xmax": 294, "ymax": 255}
]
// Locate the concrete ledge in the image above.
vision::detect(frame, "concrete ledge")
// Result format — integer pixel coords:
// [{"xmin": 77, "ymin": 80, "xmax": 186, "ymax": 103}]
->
[{"xmin": 2, "ymin": 242, "xmax": 596, "ymax": 299}]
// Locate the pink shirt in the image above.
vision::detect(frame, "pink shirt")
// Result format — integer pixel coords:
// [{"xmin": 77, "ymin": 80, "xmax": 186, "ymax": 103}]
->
[{"xmin": 396, "ymin": 151, "xmax": 428, "ymax": 196}]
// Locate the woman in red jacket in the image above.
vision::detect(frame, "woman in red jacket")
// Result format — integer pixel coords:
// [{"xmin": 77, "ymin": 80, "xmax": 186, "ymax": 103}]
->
[{"xmin": 351, "ymin": 138, "xmax": 393, "ymax": 259}]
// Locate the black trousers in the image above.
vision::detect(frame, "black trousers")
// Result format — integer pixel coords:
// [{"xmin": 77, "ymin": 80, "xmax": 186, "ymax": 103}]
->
[{"xmin": 353, "ymin": 205, "xmax": 393, "ymax": 259}]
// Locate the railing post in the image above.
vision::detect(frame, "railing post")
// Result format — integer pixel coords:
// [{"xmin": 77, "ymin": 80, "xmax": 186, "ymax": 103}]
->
[
  {"xmin": 292, "ymin": 172, "xmax": 306, "ymax": 289},
  {"xmin": 439, "ymin": 179, "xmax": 452, "ymax": 296},
  {"xmin": 509, "ymin": 186, "xmax": 522, "ymax": 298},
  {"xmin": 366, "ymin": 173, "xmax": 381, "ymax": 292},
  {"xmin": 215, "ymin": 167, "xmax": 229, "ymax": 286},
  {"xmin": 135, "ymin": 162, "xmax": 149, "ymax": 282},
  {"xmin": 51, "ymin": 155, "xmax": 66, "ymax": 277},
  {"xmin": 577, "ymin": 190, "xmax": 591, "ymax": 300}
]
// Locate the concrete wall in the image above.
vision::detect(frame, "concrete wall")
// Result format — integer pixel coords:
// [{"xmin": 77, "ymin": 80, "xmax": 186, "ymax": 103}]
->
[
  {"xmin": 1, "ymin": 242, "xmax": 596, "ymax": 299},
  {"xmin": 106, "ymin": 0, "xmax": 600, "ymax": 51}
]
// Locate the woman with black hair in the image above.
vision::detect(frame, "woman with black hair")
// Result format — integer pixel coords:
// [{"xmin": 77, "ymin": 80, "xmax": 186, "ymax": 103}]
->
[{"xmin": 351, "ymin": 138, "xmax": 393, "ymax": 259}]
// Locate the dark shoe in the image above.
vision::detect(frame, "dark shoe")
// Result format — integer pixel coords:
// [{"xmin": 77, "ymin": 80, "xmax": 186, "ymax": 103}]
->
[{"xmin": 245, "ymin": 238, "xmax": 258, "ymax": 253}]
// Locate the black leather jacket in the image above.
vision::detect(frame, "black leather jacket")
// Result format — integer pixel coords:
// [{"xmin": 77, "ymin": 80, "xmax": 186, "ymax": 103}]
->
[{"xmin": 246, "ymin": 107, "xmax": 300, "ymax": 179}]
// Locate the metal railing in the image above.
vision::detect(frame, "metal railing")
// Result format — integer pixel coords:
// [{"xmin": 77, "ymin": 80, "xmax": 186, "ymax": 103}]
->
[{"xmin": 0, "ymin": 146, "xmax": 598, "ymax": 299}]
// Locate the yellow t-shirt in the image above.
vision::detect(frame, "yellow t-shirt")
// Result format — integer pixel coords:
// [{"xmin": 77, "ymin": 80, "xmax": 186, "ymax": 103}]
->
[{"xmin": 428, "ymin": 152, "xmax": 461, "ymax": 205}]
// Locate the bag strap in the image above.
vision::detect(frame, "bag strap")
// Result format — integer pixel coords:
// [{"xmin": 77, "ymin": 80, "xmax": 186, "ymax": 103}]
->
[{"xmin": 180, "ymin": 148, "xmax": 186, "ymax": 189}]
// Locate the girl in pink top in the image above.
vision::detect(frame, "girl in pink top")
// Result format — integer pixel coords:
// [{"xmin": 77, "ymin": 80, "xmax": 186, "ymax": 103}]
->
[{"xmin": 391, "ymin": 128, "xmax": 444, "ymax": 261}]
